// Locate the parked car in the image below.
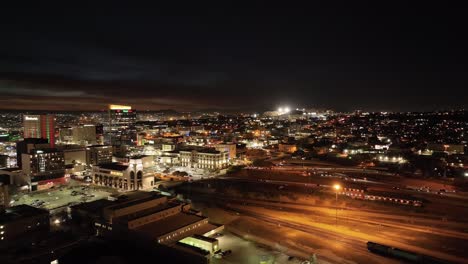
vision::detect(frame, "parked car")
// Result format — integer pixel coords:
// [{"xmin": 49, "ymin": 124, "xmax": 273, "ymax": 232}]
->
[{"xmin": 222, "ymin": 250, "xmax": 232, "ymax": 256}]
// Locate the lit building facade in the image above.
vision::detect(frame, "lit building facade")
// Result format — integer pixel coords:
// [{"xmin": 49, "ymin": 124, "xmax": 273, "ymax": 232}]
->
[
  {"xmin": 214, "ymin": 143, "xmax": 236, "ymax": 159},
  {"xmin": 92, "ymin": 160, "xmax": 153, "ymax": 191},
  {"xmin": 180, "ymin": 149, "xmax": 228, "ymax": 170},
  {"xmin": 23, "ymin": 114, "xmax": 55, "ymax": 147},
  {"xmin": 86, "ymin": 145, "xmax": 113, "ymax": 165},
  {"xmin": 16, "ymin": 138, "xmax": 50, "ymax": 169},
  {"xmin": 21, "ymin": 148, "xmax": 66, "ymax": 191},
  {"xmin": 108, "ymin": 104, "xmax": 137, "ymax": 145},
  {"xmin": 70, "ymin": 192, "xmax": 223, "ymax": 250},
  {"xmin": 60, "ymin": 125, "xmax": 97, "ymax": 145}
]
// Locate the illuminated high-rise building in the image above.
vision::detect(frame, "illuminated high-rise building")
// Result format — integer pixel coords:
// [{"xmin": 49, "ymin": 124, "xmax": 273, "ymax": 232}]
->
[
  {"xmin": 16, "ymin": 138, "xmax": 50, "ymax": 169},
  {"xmin": 108, "ymin": 105, "xmax": 137, "ymax": 145},
  {"xmin": 21, "ymin": 148, "xmax": 65, "ymax": 191},
  {"xmin": 23, "ymin": 114, "xmax": 55, "ymax": 147}
]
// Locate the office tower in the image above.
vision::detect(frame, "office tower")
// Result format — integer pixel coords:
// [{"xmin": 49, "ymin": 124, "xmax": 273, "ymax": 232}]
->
[
  {"xmin": 16, "ymin": 138, "xmax": 49, "ymax": 168},
  {"xmin": 21, "ymin": 148, "xmax": 65, "ymax": 191},
  {"xmin": 23, "ymin": 114, "xmax": 55, "ymax": 147},
  {"xmin": 108, "ymin": 105, "xmax": 137, "ymax": 145},
  {"xmin": 95, "ymin": 124, "xmax": 104, "ymax": 144},
  {"xmin": 86, "ymin": 145, "xmax": 113, "ymax": 165},
  {"xmin": 72, "ymin": 125, "xmax": 97, "ymax": 145}
]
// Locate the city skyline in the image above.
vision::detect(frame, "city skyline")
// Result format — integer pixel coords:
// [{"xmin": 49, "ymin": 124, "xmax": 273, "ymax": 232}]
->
[
  {"xmin": 1, "ymin": 4, "xmax": 467, "ymax": 112},
  {"xmin": 1, "ymin": 4, "xmax": 468, "ymax": 264}
]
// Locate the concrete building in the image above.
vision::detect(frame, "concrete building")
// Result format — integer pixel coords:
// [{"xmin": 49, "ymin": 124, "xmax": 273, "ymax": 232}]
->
[
  {"xmin": 162, "ymin": 143, "xmax": 176, "ymax": 152},
  {"xmin": 279, "ymin": 143, "xmax": 297, "ymax": 153},
  {"xmin": 179, "ymin": 234, "xmax": 219, "ymax": 254},
  {"xmin": 92, "ymin": 160, "xmax": 153, "ymax": 191},
  {"xmin": 60, "ymin": 125, "xmax": 97, "ymax": 145},
  {"xmin": 112, "ymin": 155, "xmax": 155, "ymax": 169},
  {"xmin": 427, "ymin": 143, "xmax": 464, "ymax": 155},
  {"xmin": 180, "ymin": 148, "xmax": 228, "ymax": 170},
  {"xmin": 70, "ymin": 191, "xmax": 222, "ymax": 251},
  {"xmin": 214, "ymin": 143, "xmax": 236, "ymax": 159},
  {"xmin": 59, "ymin": 127, "xmax": 73, "ymax": 143},
  {"xmin": 159, "ymin": 152, "xmax": 179, "ymax": 165},
  {"xmin": 59, "ymin": 146, "xmax": 87, "ymax": 165},
  {"xmin": 21, "ymin": 148, "xmax": 66, "ymax": 191},
  {"xmin": 108, "ymin": 104, "xmax": 137, "ymax": 146},
  {"xmin": 86, "ymin": 145, "xmax": 113, "ymax": 165},
  {"xmin": 0, "ymin": 174, "xmax": 11, "ymax": 210},
  {"xmin": 72, "ymin": 125, "xmax": 97, "ymax": 145},
  {"xmin": 16, "ymin": 138, "xmax": 49, "ymax": 169},
  {"xmin": 23, "ymin": 114, "xmax": 55, "ymax": 147},
  {"xmin": 0, "ymin": 205, "xmax": 50, "ymax": 248}
]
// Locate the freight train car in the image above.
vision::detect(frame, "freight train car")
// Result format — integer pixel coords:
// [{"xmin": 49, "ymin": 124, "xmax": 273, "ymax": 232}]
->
[{"xmin": 367, "ymin": 241, "xmax": 450, "ymax": 264}]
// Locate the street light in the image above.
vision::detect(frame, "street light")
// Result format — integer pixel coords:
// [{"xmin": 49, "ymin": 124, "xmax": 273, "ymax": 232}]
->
[{"xmin": 333, "ymin": 184, "xmax": 341, "ymax": 226}]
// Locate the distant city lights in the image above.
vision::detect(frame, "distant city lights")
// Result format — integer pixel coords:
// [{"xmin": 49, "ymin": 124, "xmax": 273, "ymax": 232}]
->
[{"xmin": 277, "ymin": 107, "xmax": 291, "ymax": 114}]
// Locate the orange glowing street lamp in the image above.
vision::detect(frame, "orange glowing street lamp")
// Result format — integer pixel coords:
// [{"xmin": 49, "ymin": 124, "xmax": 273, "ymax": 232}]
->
[{"xmin": 333, "ymin": 184, "xmax": 341, "ymax": 225}]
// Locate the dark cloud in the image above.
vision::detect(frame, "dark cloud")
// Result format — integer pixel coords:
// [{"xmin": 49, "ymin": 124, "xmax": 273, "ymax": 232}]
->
[{"xmin": 0, "ymin": 3, "xmax": 467, "ymax": 112}]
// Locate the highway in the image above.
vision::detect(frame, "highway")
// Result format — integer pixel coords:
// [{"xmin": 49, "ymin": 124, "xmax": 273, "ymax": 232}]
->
[{"xmin": 185, "ymin": 187, "xmax": 468, "ymax": 263}]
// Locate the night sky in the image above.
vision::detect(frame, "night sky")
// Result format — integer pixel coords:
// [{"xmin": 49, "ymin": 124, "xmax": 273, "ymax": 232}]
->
[{"xmin": 0, "ymin": 3, "xmax": 467, "ymax": 112}]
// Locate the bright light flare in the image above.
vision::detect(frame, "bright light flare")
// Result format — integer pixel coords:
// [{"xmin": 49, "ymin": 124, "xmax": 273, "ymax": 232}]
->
[{"xmin": 333, "ymin": 184, "xmax": 341, "ymax": 191}]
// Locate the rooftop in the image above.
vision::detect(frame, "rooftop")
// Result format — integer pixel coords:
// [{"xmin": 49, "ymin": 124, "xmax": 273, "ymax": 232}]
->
[
  {"xmin": 98, "ymin": 162, "xmax": 129, "ymax": 171},
  {"xmin": 71, "ymin": 199, "xmax": 114, "ymax": 216},
  {"xmin": 179, "ymin": 147, "xmax": 221, "ymax": 154},
  {"xmin": 0, "ymin": 205, "xmax": 48, "ymax": 223},
  {"xmin": 115, "ymin": 201, "xmax": 181, "ymax": 222},
  {"xmin": 134, "ymin": 212, "xmax": 207, "ymax": 239},
  {"xmin": 106, "ymin": 193, "xmax": 165, "ymax": 211},
  {"xmin": 71, "ymin": 192, "xmax": 161, "ymax": 217}
]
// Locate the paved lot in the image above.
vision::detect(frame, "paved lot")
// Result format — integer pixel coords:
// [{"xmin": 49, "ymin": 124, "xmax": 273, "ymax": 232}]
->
[
  {"xmin": 11, "ymin": 182, "xmax": 115, "ymax": 211},
  {"xmin": 212, "ymin": 231, "xmax": 306, "ymax": 264}
]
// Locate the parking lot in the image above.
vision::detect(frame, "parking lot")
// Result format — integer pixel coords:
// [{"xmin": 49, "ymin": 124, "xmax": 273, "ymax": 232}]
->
[
  {"xmin": 11, "ymin": 182, "xmax": 116, "ymax": 211},
  {"xmin": 212, "ymin": 232, "xmax": 305, "ymax": 264}
]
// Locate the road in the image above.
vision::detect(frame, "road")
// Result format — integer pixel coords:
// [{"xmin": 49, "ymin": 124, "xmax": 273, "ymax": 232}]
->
[
  {"xmin": 222, "ymin": 168, "xmax": 468, "ymax": 217},
  {"xmin": 186, "ymin": 188, "xmax": 468, "ymax": 263}
]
